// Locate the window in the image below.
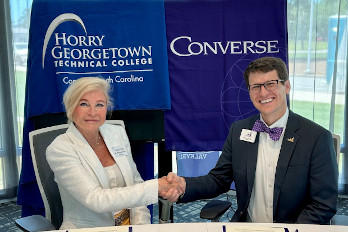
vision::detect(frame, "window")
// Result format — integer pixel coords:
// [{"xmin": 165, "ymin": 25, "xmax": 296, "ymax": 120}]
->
[
  {"xmin": 11, "ymin": 0, "xmax": 31, "ymax": 147},
  {"xmin": 288, "ymin": 0, "xmax": 347, "ymax": 192},
  {"xmin": 0, "ymin": 0, "xmax": 31, "ymax": 200}
]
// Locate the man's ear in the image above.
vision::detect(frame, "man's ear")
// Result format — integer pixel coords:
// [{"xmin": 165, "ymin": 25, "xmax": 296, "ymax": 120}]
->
[{"xmin": 285, "ymin": 80, "xmax": 291, "ymax": 94}]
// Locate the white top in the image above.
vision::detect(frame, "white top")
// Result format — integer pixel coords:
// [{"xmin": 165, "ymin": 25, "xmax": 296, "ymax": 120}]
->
[
  {"xmin": 104, "ymin": 163, "xmax": 127, "ymax": 217},
  {"xmin": 247, "ymin": 108, "xmax": 289, "ymax": 222},
  {"xmin": 104, "ymin": 163, "xmax": 126, "ymax": 188}
]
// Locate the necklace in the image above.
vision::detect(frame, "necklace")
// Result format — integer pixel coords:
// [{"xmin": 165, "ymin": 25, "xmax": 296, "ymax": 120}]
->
[
  {"xmin": 96, "ymin": 135, "xmax": 101, "ymax": 145},
  {"xmin": 91, "ymin": 134, "xmax": 102, "ymax": 148}
]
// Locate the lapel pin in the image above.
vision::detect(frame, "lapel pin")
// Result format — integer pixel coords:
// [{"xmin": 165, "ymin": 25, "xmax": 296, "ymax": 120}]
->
[{"xmin": 287, "ymin": 137, "xmax": 294, "ymax": 143}]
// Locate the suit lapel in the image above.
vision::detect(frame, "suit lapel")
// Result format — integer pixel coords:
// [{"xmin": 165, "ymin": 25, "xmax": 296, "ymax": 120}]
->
[
  {"xmin": 100, "ymin": 125, "xmax": 133, "ymax": 187},
  {"xmin": 273, "ymin": 111, "xmax": 299, "ymax": 214},
  {"xmin": 67, "ymin": 124, "xmax": 110, "ymax": 188},
  {"xmin": 246, "ymin": 116, "xmax": 260, "ymax": 196}
]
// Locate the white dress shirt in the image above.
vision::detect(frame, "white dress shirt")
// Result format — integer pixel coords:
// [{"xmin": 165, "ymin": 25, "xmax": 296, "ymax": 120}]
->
[{"xmin": 247, "ymin": 108, "xmax": 289, "ymax": 222}]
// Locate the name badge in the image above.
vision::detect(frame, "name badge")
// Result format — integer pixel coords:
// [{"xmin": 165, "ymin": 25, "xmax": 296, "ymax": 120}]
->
[
  {"xmin": 240, "ymin": 129, "xmax": 257, "ymax": 143},
  {"xmin": 112, "ymin": 146, "xmax": 127, "ymax": 157}
]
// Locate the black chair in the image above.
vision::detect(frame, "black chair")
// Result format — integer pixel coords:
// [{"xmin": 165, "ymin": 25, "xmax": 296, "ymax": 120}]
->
[
  {"xmin": 16, "ymin": 120, "xmax": 125, "ymax": 231},
  {"xmin": 200, "ymin": 199, "xmax": 232, "ymax": 222},
  {"xmin": 199, "ymin": 181, "xmax": 235, "ymax": 222},
  {"xmin": 330, "ymin": 134, "xmax": 348, "ymax": 226}
]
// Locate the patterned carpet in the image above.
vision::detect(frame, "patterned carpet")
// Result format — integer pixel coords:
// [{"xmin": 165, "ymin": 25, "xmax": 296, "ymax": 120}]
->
[
  {"xmin": 1, "ymin": 194, "xmax": 347, "ymax": 231},
  {"xmin": 153, "ymin": 192, "xmax": 348, "ymax": 223},
  {"xmin": 0, "ymin": 201, "xmax": 22, "ymax": 232}
]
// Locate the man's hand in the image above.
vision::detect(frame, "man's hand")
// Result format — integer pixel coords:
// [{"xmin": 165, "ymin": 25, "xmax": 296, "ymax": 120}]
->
[{"xmin": 158, "ymin": 172, "xmax": 186, "ymax": 202}]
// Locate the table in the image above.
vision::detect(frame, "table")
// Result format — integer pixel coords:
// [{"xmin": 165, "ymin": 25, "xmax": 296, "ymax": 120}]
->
[{"xmin": 52, "ymin": 222, "xmax": 348, "ymax": 232}]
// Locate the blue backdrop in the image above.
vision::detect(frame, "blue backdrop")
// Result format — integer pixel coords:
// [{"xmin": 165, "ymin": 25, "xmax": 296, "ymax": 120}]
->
[
  {"xmin": 26, "ymin": 0, "xmax": 170, "ymax": 116},
  {"xmin": 164, "ymin": 0, "xmax": 288, "ymax": 151},
  {"xmin": 18, "ymin": 0, "xmax": 169, "ymax": 217}
]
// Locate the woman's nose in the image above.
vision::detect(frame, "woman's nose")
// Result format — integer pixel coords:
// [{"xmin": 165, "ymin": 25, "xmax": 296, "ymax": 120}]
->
[{"xmin": 88, "ymin": 106, "xmax": 97, "ymax": 115}]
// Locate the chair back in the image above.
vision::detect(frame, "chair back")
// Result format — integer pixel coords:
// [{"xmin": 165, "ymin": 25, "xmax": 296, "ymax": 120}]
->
[
  {"xmin": 330, "ymin": 133, "xmax": 348, "ymax": 226},
  {"xmin": 332, "ymin": 133, "xmax": 340, "ymax": 166},
  {"xmin": 29, "ymin": 124, "xmax": 68, "ymax": 229},
  {"xmin": 29, "ymin": 120, "xmax": 125, "ymax": 229}
]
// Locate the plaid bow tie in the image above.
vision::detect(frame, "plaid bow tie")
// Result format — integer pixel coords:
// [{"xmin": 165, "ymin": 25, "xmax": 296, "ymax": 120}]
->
[{"xmin": 252, "ymin": 120, "xmax": 283, "ymax": 141}]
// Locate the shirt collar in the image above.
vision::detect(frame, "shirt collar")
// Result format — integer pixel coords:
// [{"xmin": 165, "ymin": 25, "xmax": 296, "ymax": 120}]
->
[{"xmin": 260, "ymin": 107, "xmax": 289, "ymax": 129}]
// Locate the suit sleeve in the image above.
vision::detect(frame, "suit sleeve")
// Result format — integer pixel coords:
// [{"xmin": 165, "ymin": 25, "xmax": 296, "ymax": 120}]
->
[
  {"xmin": 180, "ymin": 124, "xmax": 235, "ymax": 203},
  {"xmin": 296, "ymin": 129, "xmax": 338, "ymax": 224}
]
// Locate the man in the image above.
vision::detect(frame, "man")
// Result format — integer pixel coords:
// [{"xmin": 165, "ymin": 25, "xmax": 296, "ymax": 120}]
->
[{"xmin": 162, "ymin": 57, "xmax": 338, "ymax": 224}]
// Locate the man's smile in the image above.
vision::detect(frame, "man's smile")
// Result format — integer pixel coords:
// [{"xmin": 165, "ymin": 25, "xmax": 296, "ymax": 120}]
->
[{"xmin": 260, "ymin": 98, "xmax": 274, "ymax": 104}]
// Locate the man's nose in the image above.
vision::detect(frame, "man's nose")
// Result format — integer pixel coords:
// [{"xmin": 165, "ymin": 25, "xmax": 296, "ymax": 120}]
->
[{"xmin": 260, "ymin": 84, "xmax": 269, "ymax": 95}]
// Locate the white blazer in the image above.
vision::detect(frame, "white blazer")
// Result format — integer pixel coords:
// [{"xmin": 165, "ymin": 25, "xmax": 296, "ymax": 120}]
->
[{"xmin": 46, "ymin": 123, "xmax": 158, "ymax": 229}]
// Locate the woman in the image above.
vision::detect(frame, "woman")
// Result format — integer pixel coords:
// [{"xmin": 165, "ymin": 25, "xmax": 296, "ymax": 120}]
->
[{"xmin": 46, "ymin": 77, "xmax": 180, "ymax": 229}]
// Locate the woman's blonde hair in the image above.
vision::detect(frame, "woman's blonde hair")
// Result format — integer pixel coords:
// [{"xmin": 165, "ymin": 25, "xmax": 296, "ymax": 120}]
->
[{"xmin": 63, "ymin": 77, "xmax": 113, "ymax": 123}]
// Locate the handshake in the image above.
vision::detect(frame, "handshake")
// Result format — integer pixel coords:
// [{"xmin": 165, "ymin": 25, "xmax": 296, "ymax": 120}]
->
[{"xmin": 158, "ymin": 172, "xmax": 186, "ymax": 202}]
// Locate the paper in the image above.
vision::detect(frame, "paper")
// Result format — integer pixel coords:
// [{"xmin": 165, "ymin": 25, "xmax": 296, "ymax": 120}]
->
[
  {"xmin": 224, "ymin": 225, "xmax": 285, "ymax": 232},
  {"xmin": 69, "ymin": 226, "xmax": 131, "ymax": 232}
]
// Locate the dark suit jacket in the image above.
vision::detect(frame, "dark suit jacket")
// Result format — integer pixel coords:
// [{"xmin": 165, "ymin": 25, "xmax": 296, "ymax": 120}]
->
[{"xmin": 180, "ymin": 110, "xmax": 338, "ymax": 224}]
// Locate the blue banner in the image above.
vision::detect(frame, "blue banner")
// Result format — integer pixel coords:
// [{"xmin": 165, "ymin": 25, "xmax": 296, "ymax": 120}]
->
[
  {"xmin": 18, "ymin": 0, "xmax": 169, "ymax": 217},
  {"xmin": 177, "ymin": 151, "xmax": 220, "ymax": 177},
  {"xmin": 164, "ymin": 0, "xmax": 288, "ymax": 151},
  {"xmin": 26, "ymin": 0, "xmax": 170, "ymax": 118}
]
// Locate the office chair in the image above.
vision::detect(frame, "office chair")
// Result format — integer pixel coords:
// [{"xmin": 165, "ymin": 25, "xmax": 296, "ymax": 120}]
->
[
  {"xmin": 158, "ymin": 196, "xmax": 174, "ymax": 223},
  {"xmin": 199, "ymin": 180, "xmax": 234, "ymax": 221},
  {"xmin": 330, "ymin": 134, "xmax": 348, "ymax": 226},
  {"xmin": 200, "ymin": 199, "xmax": 232, "ymax": 222},
  {"xmin": 332, "ymin": 134, "xmax": 340, "ymax": 167},
  {"xmin": 15, "ymin": 120, "xmax": 125, "ymax": 231}
]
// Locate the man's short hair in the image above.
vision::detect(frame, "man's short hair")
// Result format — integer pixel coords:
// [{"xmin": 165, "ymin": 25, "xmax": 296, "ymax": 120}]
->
[{"xmin": 243, "ymin": 57, "xmax": 288, "ymax": 86}]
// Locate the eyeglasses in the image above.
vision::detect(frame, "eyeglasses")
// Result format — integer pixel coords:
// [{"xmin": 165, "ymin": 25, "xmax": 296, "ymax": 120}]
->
[{"xmin": 248, "ymin": 79, "xmax": 285, "ymax": 94}]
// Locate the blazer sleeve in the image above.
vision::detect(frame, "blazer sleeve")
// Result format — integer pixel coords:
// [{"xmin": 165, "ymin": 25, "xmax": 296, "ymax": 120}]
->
[
  {"xmin": 118, "ymin": 126, "xmax": 154, "ymax": 224},
  {"xmin": 296, "ymin": 129, "xmax": 338, "ymax": 224},
  {"xmin": 46, "ymin": 135, "xmax": 158, "ymax": 215}
]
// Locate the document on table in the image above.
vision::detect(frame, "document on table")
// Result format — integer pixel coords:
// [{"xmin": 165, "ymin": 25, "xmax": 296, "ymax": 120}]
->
[
  {"xmin": 67, "ymin": 226, "xmax": 131, "ymax": 232},
  {"xmin": 224, "ymin": 225, "xmax": 285, "ymax": 232}
]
